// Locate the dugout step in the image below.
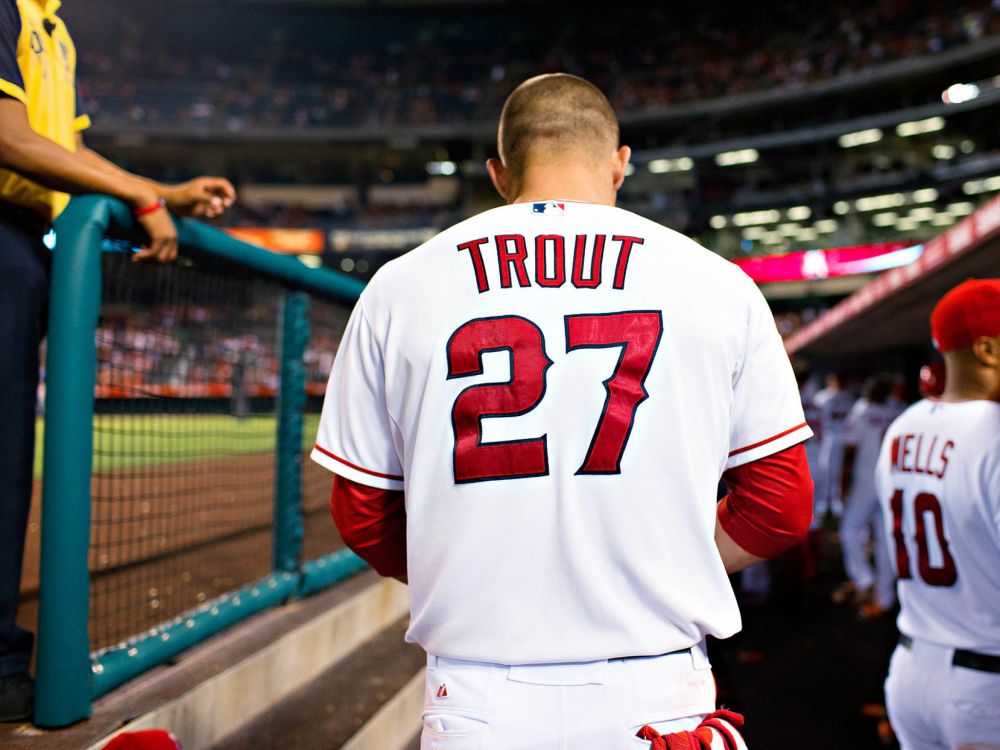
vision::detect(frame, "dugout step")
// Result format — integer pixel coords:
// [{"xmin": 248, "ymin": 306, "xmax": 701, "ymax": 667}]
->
[
  {"xmin": 212, "ymin": 618, "xmax": 424, "ymax": 750},
  {"xmin": 0, "ymin": 571, "xmax": 408, "ymax": 750}
]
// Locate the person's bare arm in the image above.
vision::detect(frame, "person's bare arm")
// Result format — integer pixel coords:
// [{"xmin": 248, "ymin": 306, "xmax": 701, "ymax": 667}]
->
[
  {"xmin": 715, "ymin": 519, "xmax": 765, "ymax": 574},
  {"xmin": 75, "ymin": 134, "xmax": 235, "ymax": 219},
  {"xmin": 0, "ymin": 98, "xmax": 177, "ymax": 261}
]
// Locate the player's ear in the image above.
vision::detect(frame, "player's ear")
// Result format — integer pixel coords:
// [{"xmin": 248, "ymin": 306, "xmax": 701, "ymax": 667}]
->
[
  {"xmin": 611, "ymin": 146, "xmax": 631, "ymax": 191},
  {"xmin": 973, "ymin": 334, "xmax": 1000, "ymax": 367},
  {"xmin": 486, "ymin": 157, "xmax": 511, "ymax": 202}
]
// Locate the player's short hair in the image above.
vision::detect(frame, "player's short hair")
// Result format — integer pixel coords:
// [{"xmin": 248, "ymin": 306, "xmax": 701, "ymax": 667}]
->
[
  {"xmin": 498, "ymin": 73, "xmax": 619, "ymax": 178},
  {"xmin": 863, "ymin": 373, "xmax": 894, "ymax": 404}
]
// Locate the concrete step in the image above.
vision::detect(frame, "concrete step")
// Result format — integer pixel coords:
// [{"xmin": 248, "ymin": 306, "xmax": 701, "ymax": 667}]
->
[
  {"xmin": 1, "ymin": 571, "xmax": 409, "ymax": 750},
  {"xmin": 214, "ymin": 619, "xmax": 425, "ymax": 750}
]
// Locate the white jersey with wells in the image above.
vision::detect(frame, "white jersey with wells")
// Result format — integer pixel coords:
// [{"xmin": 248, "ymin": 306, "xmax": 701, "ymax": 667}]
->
[
  {"xmin": 844, "ymin": 398, "xmax": 896, "ymax": 501},
  {"xmin": 875, "ymin": 399, "xmax": 1000, "ymax": 654},
  {"xmin": 312, "ymin": 201, "xmax": 811, "ymax": 665}
]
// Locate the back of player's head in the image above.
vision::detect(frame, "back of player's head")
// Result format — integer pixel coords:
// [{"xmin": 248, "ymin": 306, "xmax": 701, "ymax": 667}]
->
[
  {"xmin": 863, "ymin": 373, "xmax": 894, "ymax": 404},
  {"xmin": 930, "ymin": 279, "xmax": 1000, "ymax": 353},
  {"xmin": 497, "ymin": 73, "xmax": 619, "ymax": 178}
]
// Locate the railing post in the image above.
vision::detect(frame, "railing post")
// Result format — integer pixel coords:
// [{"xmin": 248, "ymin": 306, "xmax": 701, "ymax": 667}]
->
[
  {"xmin": 35, "ymin": 199, "xmax": 106, "ymax": 727},
  {"xmin": 273, "ymin": 291, "xmax": 309, "ymax": 573}
]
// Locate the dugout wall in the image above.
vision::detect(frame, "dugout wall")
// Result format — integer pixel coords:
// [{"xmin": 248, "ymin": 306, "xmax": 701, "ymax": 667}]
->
[{"xmin": 34, "ymin": 195, "xmax": 368, "ymax": 727}]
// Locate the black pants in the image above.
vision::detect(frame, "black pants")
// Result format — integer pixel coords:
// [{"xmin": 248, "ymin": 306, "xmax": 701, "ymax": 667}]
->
[{"xmin": 0, "ymin": 210, "xmax": 48, "ymax": 678}]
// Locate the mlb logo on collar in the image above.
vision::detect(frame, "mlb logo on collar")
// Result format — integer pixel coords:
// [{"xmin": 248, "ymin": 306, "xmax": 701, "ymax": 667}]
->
[{"xmin": 532, "ymin": 201, "xmax": 565, "ymax": 215}]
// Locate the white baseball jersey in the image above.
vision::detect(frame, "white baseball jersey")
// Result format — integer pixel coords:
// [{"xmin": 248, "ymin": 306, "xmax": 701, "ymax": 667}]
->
[
  {"xmin": 814, "ymin": 387, "xmax": 853, "ymax": 441},
  {"xmin": 875, "ymin": 399, "xmax": 1000, "ymax": 653},
  {"xmin": 843, "ymin": 398, "xmax": 896, "ymax": 500},
  {"xmin": 313, "ymin": 200, "xmax": 810, "ymax": 665}
]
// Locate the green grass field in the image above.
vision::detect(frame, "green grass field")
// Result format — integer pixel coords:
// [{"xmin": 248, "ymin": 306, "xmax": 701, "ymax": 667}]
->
[{"xmin": 33, "ymin": 413, "xmax": 321, "ymax": 478}]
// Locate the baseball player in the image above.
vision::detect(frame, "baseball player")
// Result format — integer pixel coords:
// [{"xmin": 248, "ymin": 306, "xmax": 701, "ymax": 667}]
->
[
  {"xmin": 813, "ymin": 372, "xmax": 854, "ymax": 519},
  {"xmin": 312, "ymin": 73, "xmax": 813, "ymax": 749},
  {"xmin": 833, "ymin": 374, "xmax": 898, "ymax": 617},
  {"xmin": 875, "ymin": 279, "xmax": 1000, "ymax": 750}
]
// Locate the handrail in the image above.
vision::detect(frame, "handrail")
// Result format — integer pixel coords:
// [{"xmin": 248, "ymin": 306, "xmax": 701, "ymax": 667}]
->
[{"xmin": 34, "ymin": 195, "xmax": 366, "ymax": 727}]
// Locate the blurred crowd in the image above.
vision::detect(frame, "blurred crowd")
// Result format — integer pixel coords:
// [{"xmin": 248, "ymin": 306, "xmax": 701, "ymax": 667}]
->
[
  {"xmin": 70, "ymin": 0, "xmax": 1000, "ymax": 131},
  {"xmin": 89, "ymin": 301, "xmax": 347, "ymax": 400}
]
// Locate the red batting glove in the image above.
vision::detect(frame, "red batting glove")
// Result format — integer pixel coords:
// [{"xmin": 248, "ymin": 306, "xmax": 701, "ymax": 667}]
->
[{"xmin": 636, "ymin": 710, "xmax": 747, "ymax": 750}]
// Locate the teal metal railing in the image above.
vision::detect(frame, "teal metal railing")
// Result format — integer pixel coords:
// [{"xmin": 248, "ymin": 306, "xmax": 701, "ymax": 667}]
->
[{"xmin": 34, "ymin": 195, "xmax": 367, "ymax": 727}]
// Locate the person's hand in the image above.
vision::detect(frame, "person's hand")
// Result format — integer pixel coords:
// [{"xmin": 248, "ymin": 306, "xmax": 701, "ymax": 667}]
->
[
  {"xmin": 162, "ymin": 177, "xmax": 236, "ymax": 219},
  {"xmin": 130, "ymin": 187, "xmax": 178, "ymax": 263}
]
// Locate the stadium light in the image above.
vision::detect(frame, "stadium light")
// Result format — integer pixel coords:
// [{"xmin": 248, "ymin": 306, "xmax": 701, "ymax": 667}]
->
[
  {"xmin": 947, "ymin": 202, "xmax": 975, "ymax": 215},
  {"xmin": 911, "ymin": 188, "xmax": 939, "ymax": 203},
  {"xmin": 796, "ymin": 228, "xmax": 818, "ymax": 242},
  {"xmin": 298, "ymin": 255, "xmax": 323, "ymax": 268},
  {"xmin": 649, "ymin": 157, "xmax": 695, "ymax": 173},
  {"xmin": 786, "ymin": 205, "xmax": 811, "ymax": 221},
  {"xmin": 909, "ymin": 207, "xmax": 935, "ymax": 221},
  {"xmin": 832, "ymin": 201, "xmax": 850, "ymax": 215},
  {"xmin": 931, "ymin": 214, "xmax": 954, "ymax": 227},
  {"xmin": 942, "ymin": 82, "xmax": 980, "ymax": 105},
  {"xmin": 895, "ymin": 217, "xmax": 918, "ymax": 231},
  {"xmin": 715, "ymin": 148, "xmax": 758, "ymax": 166},
  {"xmin": 778, "ymin": 222, "xmax": 801, "ymax": 236},
  {"xmin": 732, "ymin": 209, "xmax": 780, "ymax": 226},
  {"xmin": 813, "ymin": 219, "xmax": 837, "ymax": 233},
  {"xmin": 855, "ymin": 193, "xmax": 906, "ymax": 211},
  {"xmin": 741, "ymin": 226, "xmax": 766, "ymax": 240},
  {"xmin": 872, "ymin": 212, "xmax": 897, "ymax": 227},
  {"xmin": 896, "ymin": 116, "xmax": 945, "ymax": 137},
  {"xmin": 838, "ymin": 128, "xmax": 883, "ymax": 148},
  {"xmin": 962, "ymin": 175, "xmax": 1000, "ymax": 195},
  {"xmin": 932, "ymin": 144, "xmax": 956, "ymax": 160},
  {"xmin": 426, "ymin": 160, "xmax": 457, "ymax": 176},
  {"xmin": 625, "ymin": 164, "xmax": 636, "ymax": 176},
  {"xmin": 709, "ymin": 215, "xmax": 728, "ymax": 229}
]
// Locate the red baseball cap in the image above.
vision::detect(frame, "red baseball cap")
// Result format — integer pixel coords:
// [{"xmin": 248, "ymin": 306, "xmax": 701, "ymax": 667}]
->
[{"xmin": 930, "ymin": 279, "xmax": 1000, "ymax": 352}]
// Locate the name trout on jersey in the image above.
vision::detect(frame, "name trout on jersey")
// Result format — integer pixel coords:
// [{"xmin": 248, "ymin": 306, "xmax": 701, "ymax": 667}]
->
[{"xmin": 457, "ymin": 234, "xmax": 644, "ymax": 293}]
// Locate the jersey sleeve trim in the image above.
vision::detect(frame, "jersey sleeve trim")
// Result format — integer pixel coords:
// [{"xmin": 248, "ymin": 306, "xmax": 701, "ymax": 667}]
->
[
  {"xmin": 0, "ymin": 78, "xmax": 27, "ymax": 105},
  {"xmin": 729, "ymin": 422, "xmax": 809, "ymax": 457},
  {"xmin": 73, "ymin": 113, "xmax": 91, "ymax": 131},
  {"xmin": 311, "ymin": 443, "xmax": 404, "ymax": 488},
  {"xmin": 726, "ymin": 422, "xmax": 812, "ymax": 470}
]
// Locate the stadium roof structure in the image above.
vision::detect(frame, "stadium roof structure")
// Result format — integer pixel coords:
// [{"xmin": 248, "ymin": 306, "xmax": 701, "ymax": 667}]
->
[{"xmin": 785, "ymin": 195, "xmax": 1000, "ymax": 358}]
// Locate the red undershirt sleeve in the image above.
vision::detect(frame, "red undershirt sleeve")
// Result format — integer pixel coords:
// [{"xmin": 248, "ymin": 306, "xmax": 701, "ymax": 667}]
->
[
  {"xmin": 329, "ymin": 474, "xmax": 407, "ymax": 578},
  {"xmin": 718, "ymin": 442, "xmax": 814, "ymax": 559}
]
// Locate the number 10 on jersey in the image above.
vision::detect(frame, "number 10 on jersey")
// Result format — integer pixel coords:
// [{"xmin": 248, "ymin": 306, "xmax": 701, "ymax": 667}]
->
[{"xmin": 446, "ymin": 312, "xmax": 663, "ymax": 483}]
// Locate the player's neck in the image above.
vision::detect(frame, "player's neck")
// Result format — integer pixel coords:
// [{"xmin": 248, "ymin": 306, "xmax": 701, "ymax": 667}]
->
[
  {"xmin": 510, "ymin": 163, "xmax": 616, "ymax": 206},
  {"xmin": 939, "ymin": 364, "xmax": 1000, "ymax": 402}
]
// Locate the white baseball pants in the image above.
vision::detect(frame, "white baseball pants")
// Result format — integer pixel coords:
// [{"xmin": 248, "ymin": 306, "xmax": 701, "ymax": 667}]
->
[
  {"xmin": 840, "ymin": 490, "xmax": 896, "ymax": 608},
  {"xmin": 420, "ymin": 642, "xmax": 716, "ymax": 750},
  {"xmin": 885, "ymin": 637, "xmax": 1000, "ymax": 750}
]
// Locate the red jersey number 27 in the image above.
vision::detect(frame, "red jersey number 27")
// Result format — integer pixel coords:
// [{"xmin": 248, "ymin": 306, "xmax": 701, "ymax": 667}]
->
[{"xmin": 446, "ymin": 312, "xmax": 663, "ymax": 483}]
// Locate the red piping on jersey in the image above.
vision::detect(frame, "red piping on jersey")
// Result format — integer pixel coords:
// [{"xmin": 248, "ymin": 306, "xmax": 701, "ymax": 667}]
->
[
  {"xmin": 314, "ymin": 444, "xmax": 404, "ymax": 481},
  {"xmin": 718, "ymin": 442, "xmax": 813, "ymax": 559},
  {"xmin": 728, "ymin": 422, "xmax": 809, "ymax": 457}
]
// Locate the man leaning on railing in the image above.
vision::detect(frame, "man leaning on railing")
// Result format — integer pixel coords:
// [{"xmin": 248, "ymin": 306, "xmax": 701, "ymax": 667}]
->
[{"xmin": 0, "ymin": 0, "xmax": 235, "ymax": 723}]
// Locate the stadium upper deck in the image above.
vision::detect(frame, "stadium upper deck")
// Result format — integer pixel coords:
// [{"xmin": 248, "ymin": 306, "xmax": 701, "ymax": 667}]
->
[{"xmin": 67, "ymin": 0, "xmax": 1000, "ymax": 132}]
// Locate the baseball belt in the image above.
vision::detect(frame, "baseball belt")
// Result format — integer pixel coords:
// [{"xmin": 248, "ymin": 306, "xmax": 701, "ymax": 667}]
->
[{"xmin": 898, "ymin": 633, "xmax": 1000, "ymax": 674}]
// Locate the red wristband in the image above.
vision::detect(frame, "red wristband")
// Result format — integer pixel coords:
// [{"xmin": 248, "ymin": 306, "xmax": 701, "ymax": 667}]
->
[{"xmin": 133, "ymin": 197, "xmax": 166, "ymax": 217}]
